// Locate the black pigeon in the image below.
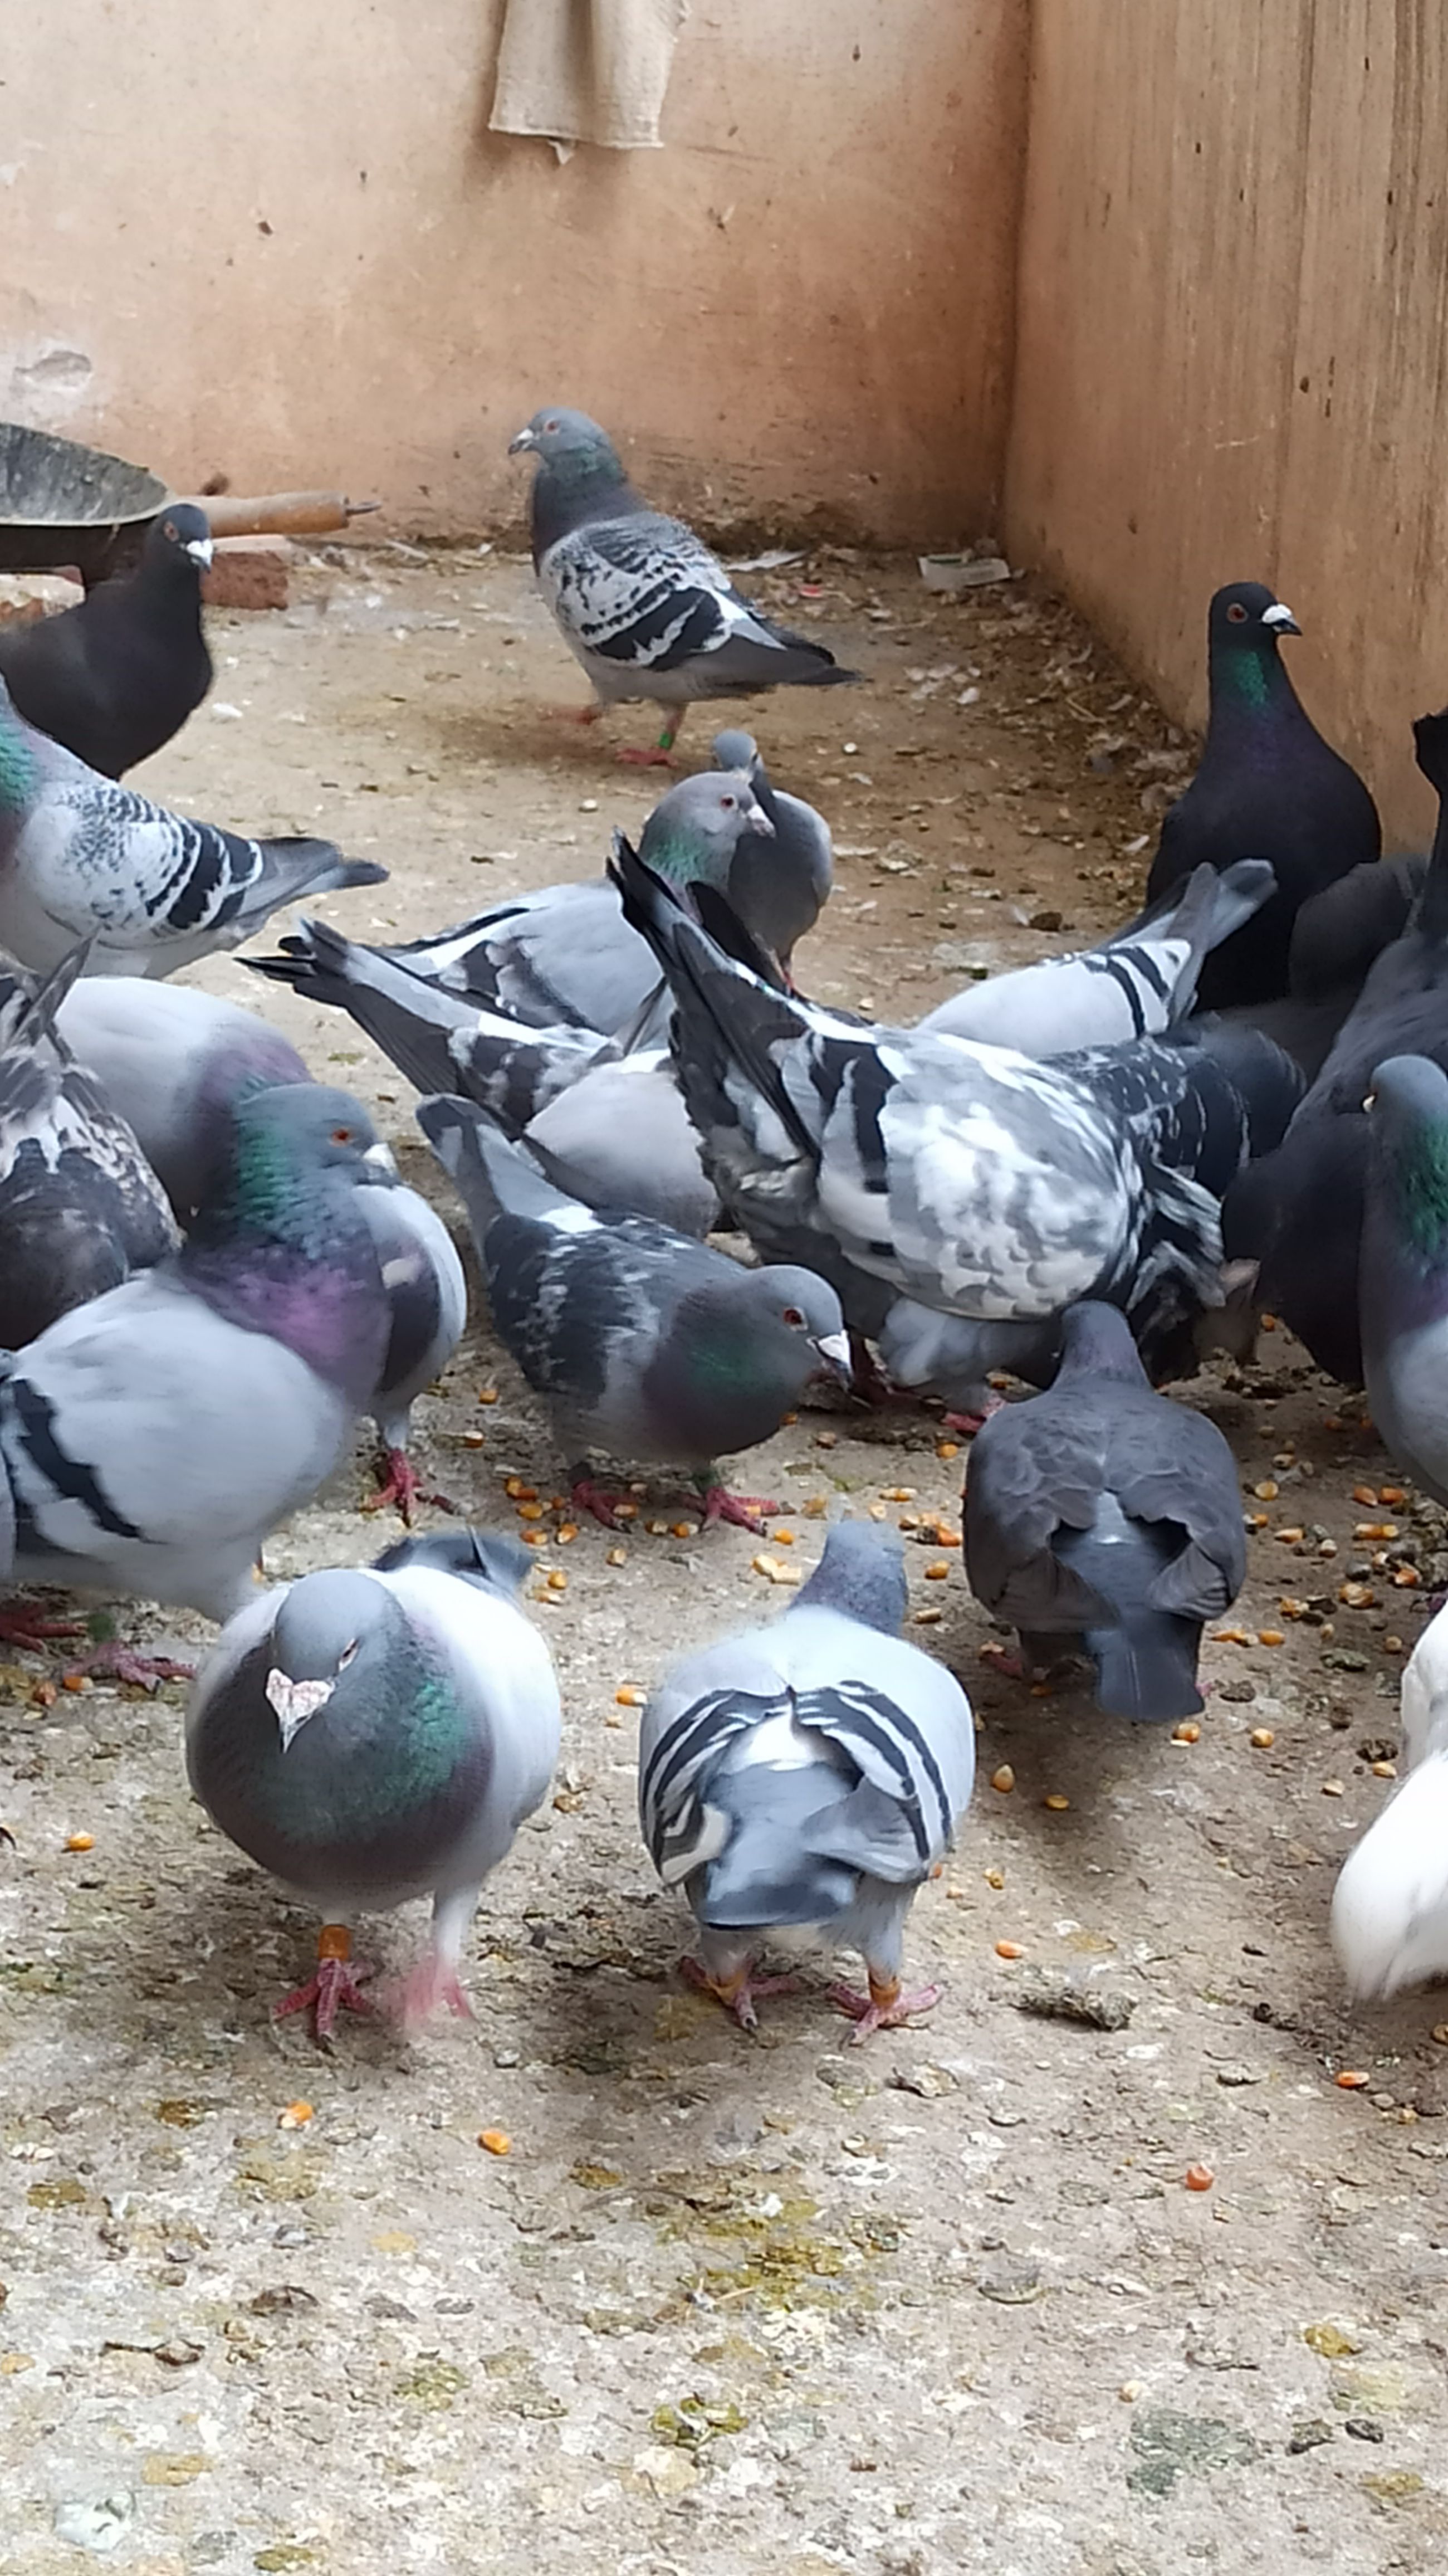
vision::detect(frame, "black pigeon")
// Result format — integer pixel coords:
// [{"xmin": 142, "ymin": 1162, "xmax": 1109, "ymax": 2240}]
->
[
  {"xmin": 508, "ymin": 408, "xmax": 857, "ymax": 762},
  {"xmin": 0, "ymin": 944, "xmax": 178, "ymax": 1346},
  {"xmin": 1146, "ymin": 581, "xmax": 1381, "ymax": 1009},
  {"xmin": 0, "ymin": 503, "xmax": 214, "ymax": 777},
  {"xmin": 1224, "ymin": 708, "xmax": 1448, "ymax": 1383},
  {"xmin": 963, "ymin": 1301, "xmax": 1246, "ymax": 1721}
]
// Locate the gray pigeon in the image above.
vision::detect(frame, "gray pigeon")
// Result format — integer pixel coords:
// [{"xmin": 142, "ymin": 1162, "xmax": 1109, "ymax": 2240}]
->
[
  {"xmin": 0, "ymin": 502, "xmax": 214, "ymax": 778},
  {"xmin": 878, "ymin": 1301, "xmax": 1060, "ymax": 1423},
  {"xmin": 638, "ymin": 1521, "xmax": 975, "ymax": 2038},
  {"xmin": 55, "ymin": 975, "xmax": 468, "ymax": 1519},
  {"xmin": 418, "ymin": 1095, "xmax": 850, "ymax": 1528},
  {"xmin": 185, "ymin": 1528, "xmax": 561, "ymax": 2037},
  {"xmin": 0, "ymin": 1084, "xmax": 391, "ymax": 1642},
  {"xmin": 0, "ymin": 674, "xmax": 387, "ymax": 978},
  {"xmin": 256, "ymin": 770, "xmax": 778, "ymax": 1038},
  {"xmin": 250, "ymin": 911, "xmax": 717, "ymax": 1233},
  {"xmin": 963, "ymin": 1302, "xmax": 1246, "ymax": 1720},
  {"xmin": 1360, "ymin": 1053, "xmax": 1448, "ymax": 1506},
  {"xmin": 919, "ymin": 860, "xmax": 1274, "ymax": 1052},
  {"xmin": 509, "ymin": 408, "xmax": 858, "ymax": 762},
  {"xmin": 710, "ymin": 730, "xmax": 833, "ymax": 974},
  {"xmin": 0, "ymin": 943, "xmax": 178, "ymax": 1347},
  {"xmin": 610, "ymin": 836, "xmax": 1302, "ymax": 1375}
]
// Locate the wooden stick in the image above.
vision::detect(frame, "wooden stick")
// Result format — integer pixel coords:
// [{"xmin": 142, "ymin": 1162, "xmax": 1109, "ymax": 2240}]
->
[{"xmin": 178, "ymin": 491, "xmax": 381, "ymax": 540}]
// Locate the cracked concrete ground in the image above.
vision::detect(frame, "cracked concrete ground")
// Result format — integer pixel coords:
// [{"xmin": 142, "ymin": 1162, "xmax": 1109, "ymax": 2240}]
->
[{"xmin": 1, "ymin": 545, "xmax": 1446, "ymax": 2575}]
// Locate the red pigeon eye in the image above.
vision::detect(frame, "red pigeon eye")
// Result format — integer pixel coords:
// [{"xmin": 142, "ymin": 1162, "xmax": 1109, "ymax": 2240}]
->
[
  {"xmin": 544, "ymin": 417, "xmax": 560, "ymax": 432},
  {"xmin": 782, "ymin": 1305, "xmax": 805, "ymax": 1327},
  {"xmin": 720, "ymin": 794, "xmax": 735, "ymax": 809},
  {"xmin": 331, "ymin": 1125, "xmax": 354, "ymax": 1144},
  {"xmin": 1226, "ymin": 601, "xmax": 1249, "ymax": 623},
  {"xmin": 163, "ymin": 519, "xmax": 178, "ymax": 540}
]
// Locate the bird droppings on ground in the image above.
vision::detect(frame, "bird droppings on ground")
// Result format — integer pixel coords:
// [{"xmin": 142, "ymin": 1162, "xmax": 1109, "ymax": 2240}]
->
[{"xmin": 2, "ymin": 545, "xmax": 1447, "ymax": 2571}]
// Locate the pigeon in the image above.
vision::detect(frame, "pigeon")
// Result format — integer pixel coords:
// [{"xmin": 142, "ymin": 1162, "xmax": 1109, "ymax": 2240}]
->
[
  {"xmin": 878, "ymin": 1301, "xmax": 1062, "ymax": 1423},
  {"xmin": 962, "ymin": 1300, "xmax": 1246, "ymax": 1720},
  {"xmin": 418, "ymin": 1095, "xmax": 850, "ymax": 1528},
  {"xmin": 251, "ymin": 914, "xmax": 718, "ymax": 1236},
  {"xmin": 710, "ymin": 730, "xmax": 833, "ymax": 973},
  {"xmin": 258, "ymin": 770, "xmax": 779, "ymax": 1040},
  {"xmin": 919, "ymin": 859, "xmax": 1274, "ymax": 1052},
  {"xmin": 638, "ymin": 1520, "xmax": 975, "ymax": 2039},
  {"xmin": 0, "ymin": 943, "xmax": 179, "ymax": 1346},
  {"xmin": 0, "ymin": 674, "xmax": 388, "ymax": 979},
  {"xmin": 0, "ymin": 1083, "xmax": 391, "ymax": 1639},
  {"xmin": 51, "ymin": 975, "xmax": 468, "ymax": 1517},
  {"xmin": 508, "ymin": 407, "xmax": 858, "ymax": 762},
  {"xmin": 1359, "ymin": 1054, "xmax": 1448, "ymax": 1505},
  {"xmin": 0, "ymin": 502, "xmax": 214, "ymax": 777},
  {"xmin": 185, "ymin": 1527, "xmax": 561, "ymax": 2036},
  {"xmin": 1332, "ymin": 1598, "xmax": 1448, "ymax": 1998},
  {"xmin": 1144, "ymin": 580, "xmax": 1381, "ymax": 1008},
  {"xmin": 610, "ymin": 835, "xmax": 1302, "ymax": 1376},
  {"xmin": 1224, "ymin": 710, "xmax": 1448, "ymax": 1383}
]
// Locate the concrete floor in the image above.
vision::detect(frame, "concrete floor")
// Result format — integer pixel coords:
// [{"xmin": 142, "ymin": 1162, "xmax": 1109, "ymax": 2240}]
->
[{"xmin": 1, "ymin": 546, "xmax": 1445, "ymax": 2574}]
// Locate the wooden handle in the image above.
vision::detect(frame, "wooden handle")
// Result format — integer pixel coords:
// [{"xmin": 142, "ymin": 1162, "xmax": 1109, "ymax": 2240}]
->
[{"xmin": 179, "ymin": 490, "xmax": 381, "ymax": 539}]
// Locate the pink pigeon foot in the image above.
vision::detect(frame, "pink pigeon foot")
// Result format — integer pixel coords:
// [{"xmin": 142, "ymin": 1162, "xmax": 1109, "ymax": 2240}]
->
[
  {"xmin": 680, "ymin": 1955, "xmax": 800, "ymax": 2033},
  {"xmin": 392, "ymin": 1955, "xmax": 473, "ymax": 2029},
  {"xmin": 617, "ymin": 742, "xmax": 676, "ymax": 768},
  {"xmin": 275, "ymin": 1926, "xmax": 374, "ymax": 2041},
  {"xmin": 363, "ymin": 1446, "xmax": 457, "ymax": 1526},
  {"xmin": 943, "ymin": 1398, "xmax": 1006, "ymax": 1436},
  {"xmin": 570, "ymin": 1474, "xmax": 633, "ymax": 1529},
  {"xmin": 62, "ymin": 1643, "xmax": 195, "ymax": 1690},
  {"xmin": 829, "ymin": 1976, "xmax": 943, "ymax": 2045},
  {"xmin": 699, "ymin": 1485, "xmax": 779, "ymax": 1533},
  {"xmin": 0, "ymin": 1601, "xmax": 85, "ymax": 1648}
]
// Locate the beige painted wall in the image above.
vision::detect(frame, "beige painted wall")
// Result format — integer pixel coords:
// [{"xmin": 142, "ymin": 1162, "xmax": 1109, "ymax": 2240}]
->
[
  {"xmin": 1, "ymin": 2, "xmax": 1026, "ymax": 548},
  {"xmin": 1005, "ymin": 0, "xmax": 1448, "ymax": 843}
]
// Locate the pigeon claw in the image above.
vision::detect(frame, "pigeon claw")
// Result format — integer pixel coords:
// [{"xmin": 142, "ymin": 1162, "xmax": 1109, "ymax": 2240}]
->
[
  {"xmin": 0, "ymin": 1600, "xmax": 86, "ymax": 1647},
  {"xmin": 829, "ymin": 1975, "xmax": 943, "ymax": 2046},
  {"xmin": 699, "ymin": 1485, "xmax": 779, "ymax": 1533},
  {"xmin": 570, "ymin": 1475, "xmax": 631, "ymax": 1529},
  {"xmin": 617, "ymin": 743, "xmax": 676, "ymax": 768},
  {"xmin": 679, "ymin": 1955, "xmax": 800, "ymax": 2032},
  {"xmin": 276, "ymin": 1925, "xmax": 374, "ymax": 2042},
  {"xmin": 392, "ymin": 1955, "xmax": 473, "ymax": 2029},
  {"xmin": 363, "ymin": 1447, "xmax": 457, "ymax": 1526},
  {"xmin": 942, "ymin": 1399, "xmax": 1006, "ymax": 1435},
  {"xmin": 61, "ymin": 1643, "xmax": 196, "ymax": 1690}
]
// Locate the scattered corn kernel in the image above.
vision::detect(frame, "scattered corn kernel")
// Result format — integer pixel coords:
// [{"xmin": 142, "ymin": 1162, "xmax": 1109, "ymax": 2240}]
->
[
  {"xmin": 990, "ymin": 1764, "xmax": 1016, "ymax": 1794},
  {"xmin": 643, "ymin": 1518, "xmax": 667, "ymax": 1536},
  {"xmin": 1119, "ymin": 2380, "xmax": 1143, "ymax": 2402},
  {"xmin": 924, "ymin": 1561, "xmax": 951, "ymax": 1582},
  {"xmin": 1371, "ymin": 1760, "xmax": 1398, "ymax": 1780},
  {"xmin": 462, "ymin": 1430, "xmax": 486, "ymax": 1450},
  {"xmin": 505, "ymin": 1478, "xmax": 536, "ymax": 1502},
  {"xmin": 1184, "ymin": 2164, "xmax": 1214, "ymax": 2192},
  {"xmin": 1335, "ymin": 2070, "xmax": 1371, "ymax": 2090},
  {"xmin": 772, "ymin": 1528, "xmax": 795, "ymax": 1545},
  {"xmin": 1339, "ymin": 1582, "xmax": 1376, "ymax": 1608},
  {"xmin": 867, "ymin": 1502, "xmax": 889, "ymax": 1521},
  {"xmin": 1352, "ymin": 1485, "xmax": 1378, "ymax": 1506},
  {"xmin": 936, "ymin": 1440, "xmax": 960, "ymax": 1460},
  {"xmin": 979, "ymin": 1640, "xmax": 1010, "ymax": 1661},
  {"xmin": 671, "ymin": 1520, "xmax": 699, "ymax": 1540},
  {"xmin": 913, "ymin": 1606, "xmax": 945, "ymax": 1626},
  {"xmin": 63, "ymin": 1832, "xmax": 94, "ymax": 1853},
  {"xmin": 613, "ymin": 1500, "xmax": 638, "ymax": 1521},
  {"xmin": 995, "ymin": 1939, "xmax": 1024, "ymax": 1960},
  {"xmin": 1253, "ymin": 1479, "xmax": 1279, "ymax": 1500},
  {"xmin": 1323, "ymin": 1414, "xmax": 1343, "ymax": 1431},
  {"xmin": 813, "ymin": 1432, "xmax": 838, "ymax": 1450},
  {"xmin": 1258, "ymin": 1629, "xmax": 1285, "ymax": 1648},
  {"xmin": 1043, "ymin": 1792, "xmax": 1070, "ymax": 1812},
  {"xmin": 1354, "ymin": 1521, "xmax": 1399, "ymax": 1541},
  {"xmin": 1260, "ymin": 1313, "xmax": 1278, "ymax": 1331},
  {"xmin": 1249, "ymin": 1728, "xmax": 1276, "ymax": 1750},
  {"xmin": 1246, "ymin": 1511, "xmax": 1270, "ymax": 1530},
  {"xmin": 278, "ymin": 2100, "xmax": 313, "ymax": 2129},
  {"xmin": 615, "ymin": 1686, "xmax": 645, "ymax": 1707},
  {"xmin": 1317, "ymin": 1537, "xmax": 1338, "ymax": 1557},
  {"xmin": 803, "ymin": 1495, "xmax": 829, "ymax": 1518},
  {"xmin": 1322, "ymin": 1779, "xmax": 1345, "ymax": 1797},
  {"xmin": 521, "ymin": 1529, "xmax": 546, "ymax": 1547},
  {"xmin": 881, "ymin": 1487, "xmax": 917, "ymax": 1503},
  {"xmin": 555, "ymin": 1523, "xmax": 579, "ymax": 1545},
  {"xmin": 606, "ymin": 1546, "xmax": 628, "ymax": 1567},
  {"xmin": 546, "ymin": 1570, "xmax": 568, "ymax": 1592},
  {"xmin": 1172, "ymin": 1721, "xmax": 1201, "ymax": 1744},
  {"xmin": 898, "ymin": 1513, "xmax": 921, "ymax": 1531},
  {"xmin": 30, "ymin": 1681, "xmax": 57, "ymax": 1708},
  {"xmin": 477, "ymin": 1387, "xmax": 500, "ymax": 1406},
  {"xmin": 1431, "ymin": 2024, "xmax": 1448, "ymax": 2046},
  {"xmin": 985, "ymin": 1867, "xmax": 1005, "ymax": 1889},
  {"xmin": 1392, "ymin": 1566, "xmax": 1421, "ymax": 1588},
  {"xmin": 477, "ymin": 2129, "xmax": 511, "ymax": 2155},
  {"xmin": 516, "ymin": 1501, "xmax": 545, "ymax": 1523},
  {"xmin": 1274, "ymin": 1526, "xmax": 1306, "ymax": 1545},
  {"xmin": 1379, "ymin": 1486, "xmax": 1406, "ymax": 1506}
]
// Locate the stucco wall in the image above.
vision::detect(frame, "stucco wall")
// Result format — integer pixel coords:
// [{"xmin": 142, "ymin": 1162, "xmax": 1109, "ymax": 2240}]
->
[
  {"xmin": 1005, "ymin": 0, "xmax": 1448, "ymax": 842},
  {"xmin": 1, "ymin": 1, "xmax": 1028, "ymax": 548}
]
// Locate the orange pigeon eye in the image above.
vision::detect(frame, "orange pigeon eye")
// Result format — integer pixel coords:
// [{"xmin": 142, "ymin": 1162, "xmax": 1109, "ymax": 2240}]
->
[
  {"xmin": 330, "ymin": 1125, "xmax": 354, "ymax": 1144},
  {"xmin": 1226, "ymin": 601, "xmax": 1249, "ymax": 623},
  {"xmin": 782, "ymin": 1305, "xmax": 805, "ymax": 1326}
]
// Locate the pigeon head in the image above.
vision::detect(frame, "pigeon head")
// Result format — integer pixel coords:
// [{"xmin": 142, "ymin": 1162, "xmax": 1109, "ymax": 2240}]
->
[
  {"xmin": 1207, "ymin": 582, "xmax": 1302, "ymax": 706},
  {"xmin": 266, "ymin": 1569, "xmax": 387, "ymax": 1748},
  {"xmin": 638, "ymin": 772, "xmax": 774, "ymax": 891},
  {"xmin": 1055, "ymin": 1299, "xmax": 1148, "ymax": 1384},
  {"xmin": 507, "ymin": 406, "xmax": 624, "ymax": 479},
  {"xmin": 711, "ymin": 729, "xmax": 762, "ymax": 778},
  {"xmin": 1366, "ymin": 1054, "xmax": 1448, "ymax": 1273},
  {"xmin": 741, "ymin": 1265, "xmax": 852, "ymax": 1380},
  {"xmin": 146, "ymin": 502, "xmax": 214, "ymax": 577},
  {"xmin": 794, "ymin": 1519, "xmax": 909, "ymax": 1635},
  {"xmin": 181, "ymin": 1082, "xmax": 392, "ymax": 1401}
]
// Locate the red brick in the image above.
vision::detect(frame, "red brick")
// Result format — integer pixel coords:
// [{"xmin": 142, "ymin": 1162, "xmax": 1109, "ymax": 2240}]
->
[{"xmin": 201, "ymin": 536, "xmax": 292, "ymax": 612}]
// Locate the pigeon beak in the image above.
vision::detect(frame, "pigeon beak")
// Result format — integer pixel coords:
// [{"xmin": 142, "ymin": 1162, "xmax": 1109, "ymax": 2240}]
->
[
  {"xmin": 507, "ymin": 427, "xmax": 537, "ymax": 456},
  {"xmin": 265, "ymin": 1668, "xmax": 335, "ymax": 1750},
  {"xmin": 184, "ymin": 536, "xmax": 215, "ymax": 570},
  {"xmin": 813, "ymin": 1329, "xmax": 853, "ymax": 1383},
  {"xmin": 360, "ymin": 1139, "xmax": 399, "ymax": 1183},
  {"xmin": 1261, "ymin": 602, "xmax": 1300, "ymax": 635},
  {"xmin": 745, "ymin": 802, "xmax": 776, "ymax": 839}
]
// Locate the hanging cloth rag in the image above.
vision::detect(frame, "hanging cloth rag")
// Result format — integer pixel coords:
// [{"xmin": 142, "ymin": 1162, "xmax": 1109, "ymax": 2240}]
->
[{"xmin": 490, "ymin": 0, "xmax": 687, "ymax": 158}]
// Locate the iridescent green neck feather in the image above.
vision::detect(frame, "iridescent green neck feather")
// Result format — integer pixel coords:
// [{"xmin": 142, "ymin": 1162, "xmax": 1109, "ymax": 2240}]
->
[
  {"xmin": 0, "ymin": 706, "xmax": 39, "ymax": 815},
  {"xmin": 1394, "ymin": 1118, "xmax": 1448, "ymax": 1260}
]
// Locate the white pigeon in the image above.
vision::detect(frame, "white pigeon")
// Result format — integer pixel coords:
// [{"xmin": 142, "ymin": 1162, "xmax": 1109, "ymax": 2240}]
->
[
  {"xmin": 186, "ymin": 1529, "xmax": 561, "ymax": 2036},
  {"xmin": 1332, "ymin": 1600, "xmax": 1448, "ymax": 1998},
  {"xmin": 638, "ymin": 1521, "xmax": 975, "ymax": 2040}
]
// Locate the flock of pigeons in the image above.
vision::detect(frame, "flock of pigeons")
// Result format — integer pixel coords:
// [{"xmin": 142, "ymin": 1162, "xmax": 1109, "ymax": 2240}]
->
[{"xmin": 0, "ymin": 404, "xmax": 1445, "ymax": 2043}]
